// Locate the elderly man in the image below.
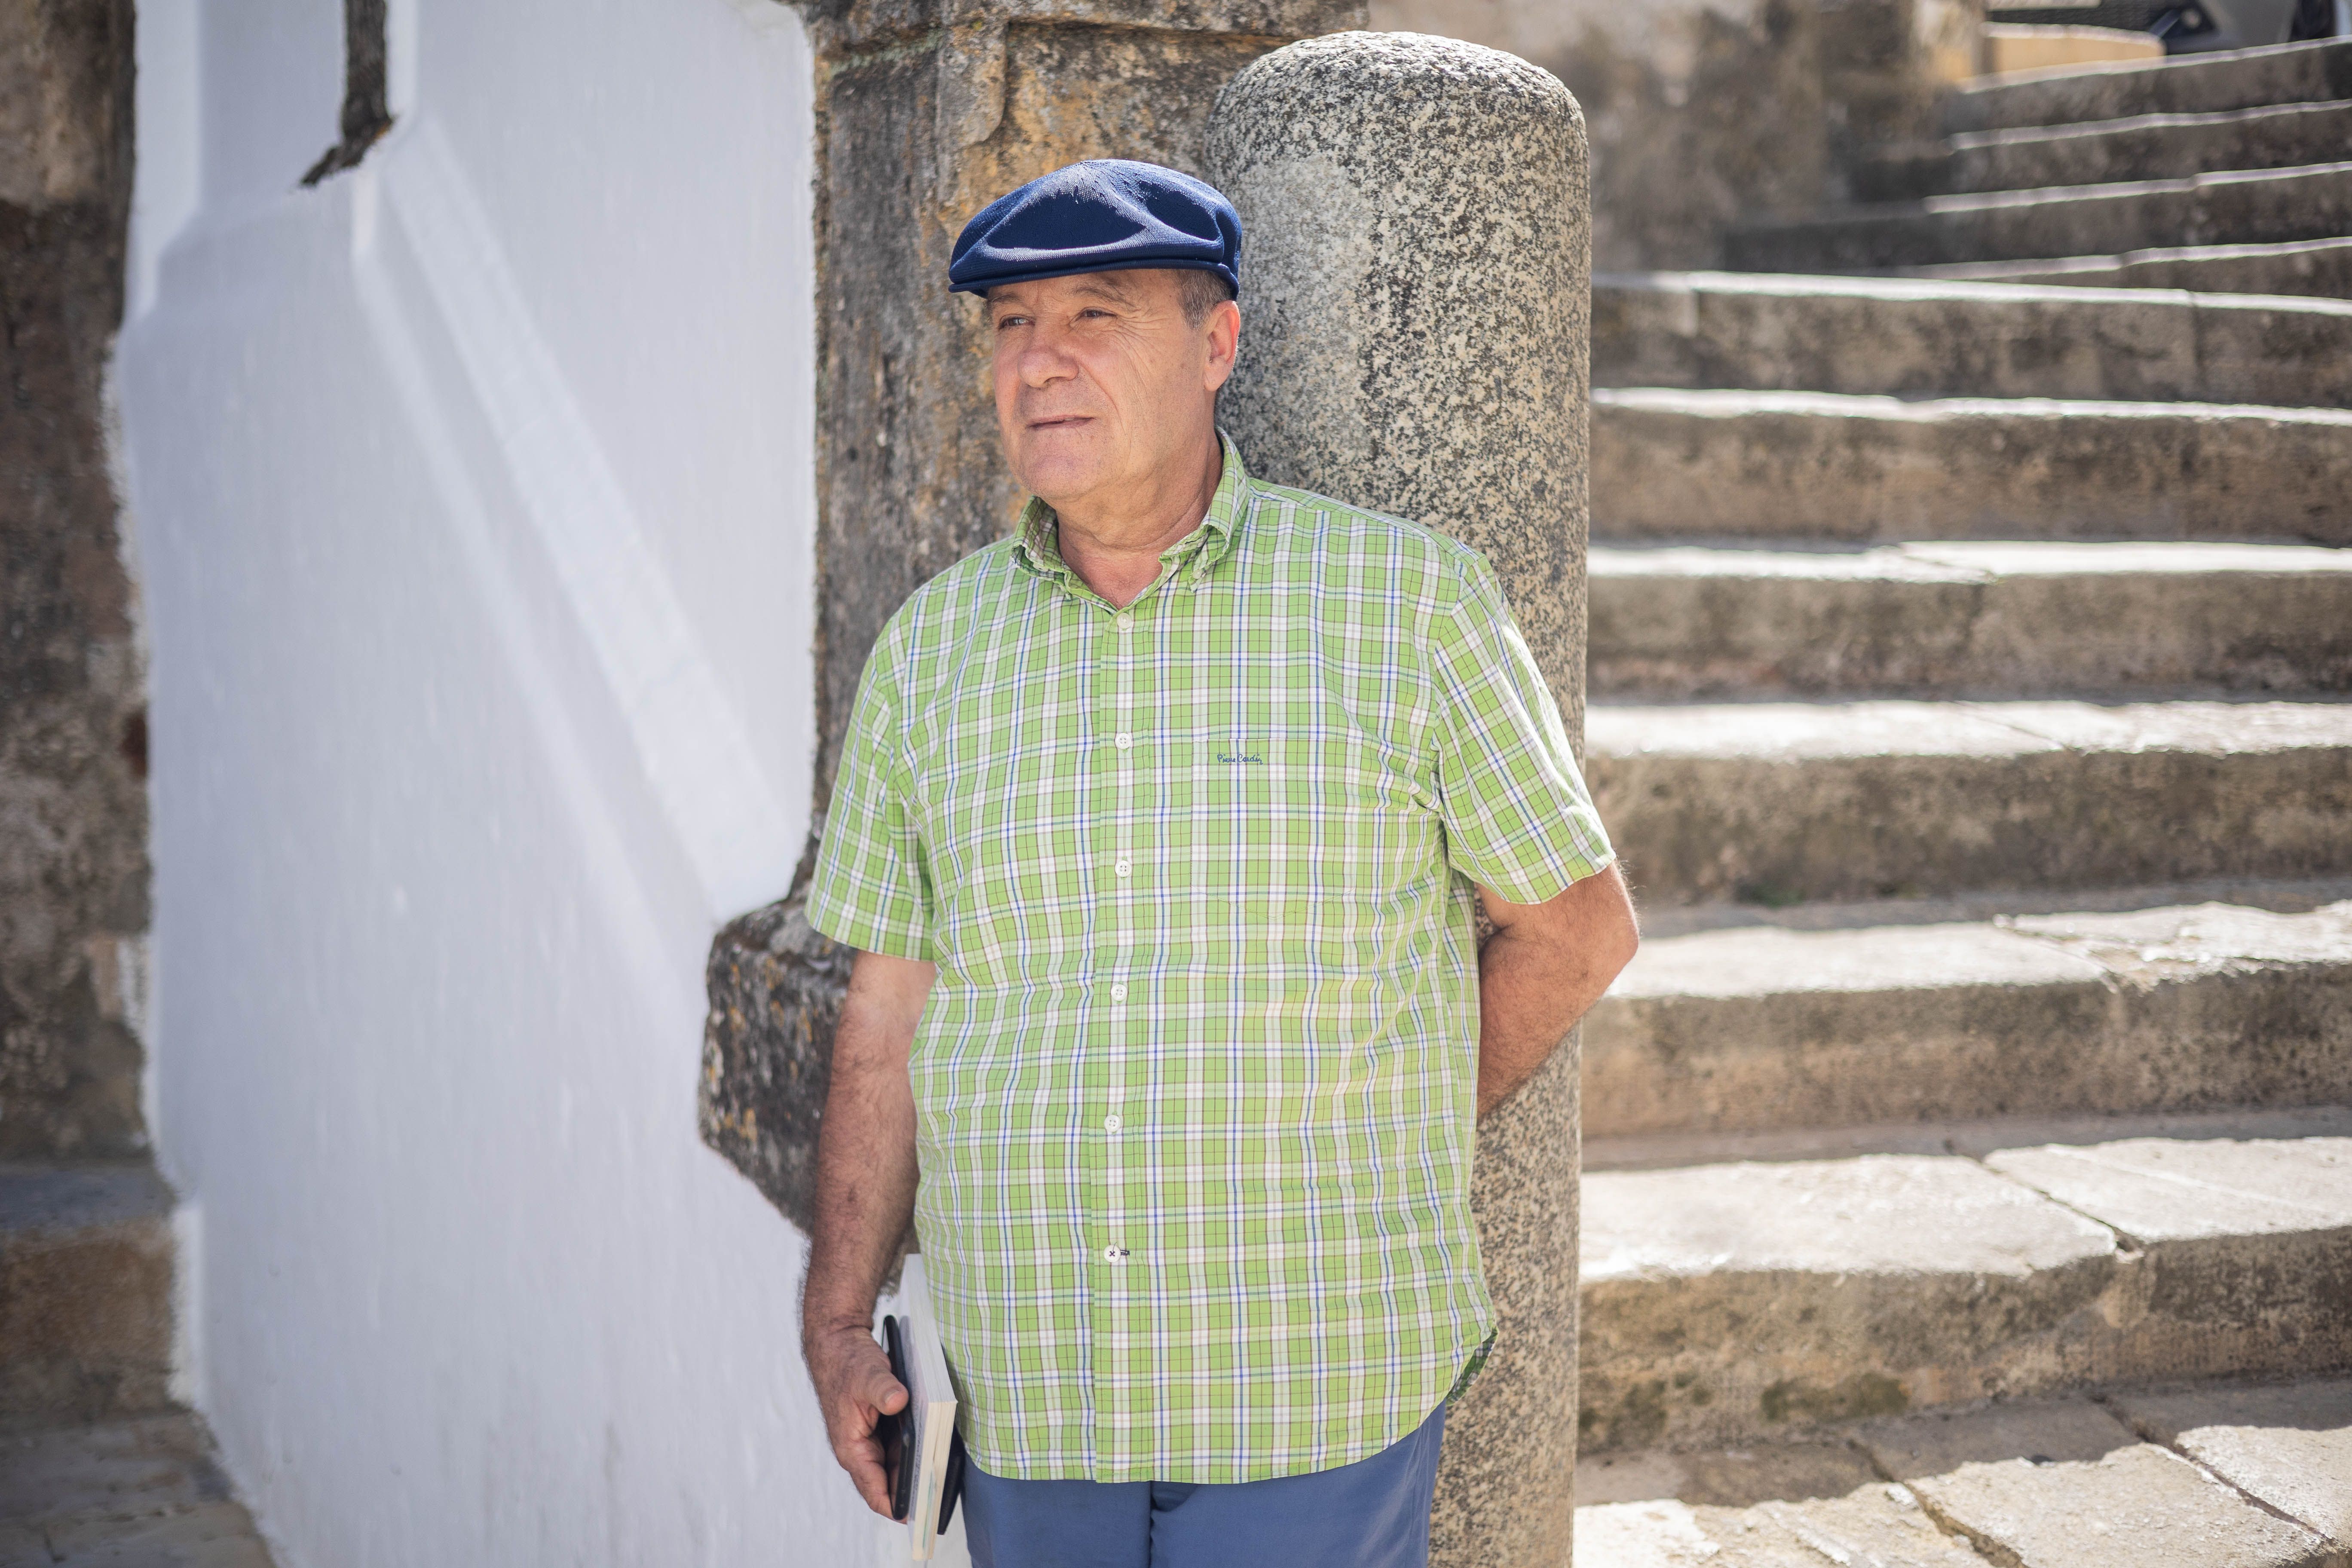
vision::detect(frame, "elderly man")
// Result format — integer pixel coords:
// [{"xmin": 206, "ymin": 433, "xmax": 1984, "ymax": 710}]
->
[{"xmin": 800, "ymin": 159, "xmax": 1638, "ymax": 1568}]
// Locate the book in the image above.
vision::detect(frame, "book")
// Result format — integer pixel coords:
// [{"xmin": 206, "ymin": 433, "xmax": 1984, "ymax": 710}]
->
[{"xmin": 882, "ymin": 1255, "xmax": 962, "ymax": 1561}]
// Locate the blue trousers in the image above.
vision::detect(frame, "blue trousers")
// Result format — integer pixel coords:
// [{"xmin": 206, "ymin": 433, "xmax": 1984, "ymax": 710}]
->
[{"xmin": 961, "ymin": 1402, "xmax": 1446, "ymax": 1568}]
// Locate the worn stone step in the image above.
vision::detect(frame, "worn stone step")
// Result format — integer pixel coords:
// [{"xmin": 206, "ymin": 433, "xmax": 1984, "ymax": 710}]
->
[
  {"xmin": 1861, "ymin": 99, "xmax": 2352, "ymax": 201},
  {"xmin": 1577, "ymin": 1439, "xmax": 2000, "ymax": 1566},
  {"xmin": 0, "ymin": 1412, "xmax": 276, "ymax": 1565},
  {"xmin": 1594, "ymin": 272, "xmax": 2352, "ymax": 405},
  {"xmin": 1585, "ymin": 1094, "xmax": 2352, "ymax": 1176},
  {"xmin": 1588, "ymin": 541, "xmax": 2352, "ymax": 699},
  {"xmin": 1583, "ymin": 897, "xmax": 2352, "ymax": 1142},
  {"xmin": 1726, "ymin": 161, "xmax": 2352, "ymax": 273},
  {"xmin": 1579, "ymin": 1478, "xmax": 2000, "ymax": 1565},
  {"xmin": 0, "ymin": 1164, "xmax": 174, "ymax": 1424},
  {"xmin": 1942, "ymin": 35, "xmax": 2352, "ymax": 136},
  {"xmin": 1590, "ymin": 389, "xmax": 2352, "ymax": 545},
  {"xmin": 1585, "ymin": 698, "xmax": 2352, "ymax": 906},
  {"xmin": 1577, "ymin": 1381, "xmax": 2352, "ymax": 1566},
  {"xmin": 1577, "ymin": 1133, "xmax": 2352, "ymax": 1453},
  {"xmin": 2112, "ymin": 1378, "xmax": 2352, "ymax": 1553},
  {"xmin": 1897, "ymin": 235, "xmax": 2352, "ymax": 299}
]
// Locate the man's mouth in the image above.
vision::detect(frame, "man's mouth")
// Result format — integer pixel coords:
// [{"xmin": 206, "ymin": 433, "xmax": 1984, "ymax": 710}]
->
[{"xmin": 1026, "ymin": 414, "xmax": 1094, "ymax": 431}]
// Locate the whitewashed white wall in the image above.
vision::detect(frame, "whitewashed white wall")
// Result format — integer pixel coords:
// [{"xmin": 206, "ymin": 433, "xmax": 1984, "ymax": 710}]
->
[{"xmin": 113, "ymin": 2, "xmax": 949, "ymax": 1562}]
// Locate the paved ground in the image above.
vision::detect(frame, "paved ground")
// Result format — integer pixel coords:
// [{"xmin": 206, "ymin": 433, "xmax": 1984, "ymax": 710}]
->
[
  {"xmin": 1577, "ymin": 1376, "xmax": 2352, "ymax": 1567},
  {"xmin": 0, "ymin": 1414, "xmax": 275, "ymax": 1568},
  {"xmin": 8, "ymin": 1384, "xmax": 2342, "ymax": 1567}
]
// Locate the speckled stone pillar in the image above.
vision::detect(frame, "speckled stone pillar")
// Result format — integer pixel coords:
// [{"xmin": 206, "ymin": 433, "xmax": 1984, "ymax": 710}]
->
[{"xmin": 1206, "ymin": 34, "xmax": 1591, "ymax": 1568}]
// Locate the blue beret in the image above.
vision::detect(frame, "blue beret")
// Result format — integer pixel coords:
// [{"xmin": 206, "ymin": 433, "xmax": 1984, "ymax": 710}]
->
[{"xmin": 948, "ymin": 159, "xmax": 1241, "ymax": 298}]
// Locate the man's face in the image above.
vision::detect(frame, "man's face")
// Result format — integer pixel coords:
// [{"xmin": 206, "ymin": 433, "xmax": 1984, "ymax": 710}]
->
[{"xmin": 986, "ymin": 270, "xmax": 1238, "ymax": 514}]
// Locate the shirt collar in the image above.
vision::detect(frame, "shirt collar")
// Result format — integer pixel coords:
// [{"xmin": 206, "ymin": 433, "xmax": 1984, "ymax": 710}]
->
[{"xmin": 1013, "ymin": 431, "xmax": 1252, "ymax": 592}]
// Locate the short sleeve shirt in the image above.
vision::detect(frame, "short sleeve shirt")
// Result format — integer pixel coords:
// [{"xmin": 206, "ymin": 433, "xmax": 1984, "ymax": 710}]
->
[{"xmin": 808, "ymin": 436, "xmax": 1615, "ymax": 1484}]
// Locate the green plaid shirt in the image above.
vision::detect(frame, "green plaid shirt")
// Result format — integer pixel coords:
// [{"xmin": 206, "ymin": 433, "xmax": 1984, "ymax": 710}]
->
[{"xmin": 809, "ymin": 436, "xmax": 1614, "ymax": 1483}]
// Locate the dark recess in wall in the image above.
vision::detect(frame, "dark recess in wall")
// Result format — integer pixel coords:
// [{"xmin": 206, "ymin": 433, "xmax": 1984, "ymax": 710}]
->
[{"xmin": 303, "ymin": 0, "xmax": 395, "ymax": 186}]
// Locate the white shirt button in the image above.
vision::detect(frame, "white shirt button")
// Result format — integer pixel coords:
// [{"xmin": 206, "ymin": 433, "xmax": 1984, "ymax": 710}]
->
[
  {"xmin": 1115, "ymin": 612, "xmax": 1133, "ymax": 631},
  {"xmin": 1109, "ymin": 983, "xmax": 1127, "ymax": 1002},
  {"xmin": 1115, "ymin": 732, "xmax": 1132, "ymax": 750},
  {"xmin": 1102, "ymin": 1245, "xmax": 1126, "ymax": 1263},
  {"xmin": 1104, "ymin": 1114, "xmax": 1122, "ymax": 1132},
  {"xmin": 1114, "ymin": 859, "xmax": 1131, "ymax": 877}
]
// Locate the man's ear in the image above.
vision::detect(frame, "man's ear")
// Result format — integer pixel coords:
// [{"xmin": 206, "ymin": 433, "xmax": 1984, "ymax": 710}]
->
[{"xmin": 1204, "ymin": 298, "xmax": 1241, "ymax": 393}]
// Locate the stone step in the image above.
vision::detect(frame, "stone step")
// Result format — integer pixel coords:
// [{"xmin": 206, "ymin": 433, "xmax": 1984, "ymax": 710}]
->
[
  {"xmin": 1586, "ymin": 1092, "xmax": 2352, "ymax": 1175},
  {"xmin": 1896, "ymin": 234, "xmax": 2352, "ymax": 299},
  {"xmin": 1861, "ymin": 98, "xmax": 2352, "ymax": 201},
  {"xmin": 0, "ymin": 1164, "xmax": 174, "ymax": 1424},
  {"xmin": 1577, "ymin": 1380, "xmax": 2352, "ymax": 1566},
  {"xmin": 1942, "ymin": 35, "xmax": 2352, "ymax": 136},
  {"xmin": 2112, "ymin": 1378, "xmax": 2352, "ymax": 1557},
  {"xmin": 1582, "ymin": 895, "xmax": 2352, "ymax": 1142},
  {"xmin": 1725, "ymin": 161, "xmax": 2352, "ymax": 274},
  {"xmin": 1590, "ymin": 389, "xmax": 2352, "ymax": 545},
  {"xmin": 1576, "ymin": 1131, "xmax": 2352, "ymax": 1454},
  {"xmin": 1593, "ymin": 272, "xmax": 2352, "ymax": 405},
  {"xmin": 1587, "ymin": 540, "xmax": 2352, "ymax": 699},
  {"xmin": 1584, "ymin": 698, "xmax": 2352, "ymax": 906},
  {"xmin": 0, "ymin": 1412, "xmax": 276, "ymax": 1566}
]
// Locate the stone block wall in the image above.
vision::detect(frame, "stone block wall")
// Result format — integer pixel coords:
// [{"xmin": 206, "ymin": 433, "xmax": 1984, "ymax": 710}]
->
[{"xmin": 0, "ymin": 0, "xmax": 147, "ymax": 1160}]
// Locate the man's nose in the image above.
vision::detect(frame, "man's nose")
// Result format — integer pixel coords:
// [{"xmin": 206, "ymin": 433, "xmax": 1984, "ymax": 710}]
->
[{"xmin": 1018, "ymin": 331, "xmax": 1078, "ymax": 387}]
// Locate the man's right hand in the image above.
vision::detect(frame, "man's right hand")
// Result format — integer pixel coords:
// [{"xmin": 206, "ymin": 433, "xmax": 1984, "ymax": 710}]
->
[{"xmin": 808, "ymin": 1322, "xmax": 911, "ymax": 1517}]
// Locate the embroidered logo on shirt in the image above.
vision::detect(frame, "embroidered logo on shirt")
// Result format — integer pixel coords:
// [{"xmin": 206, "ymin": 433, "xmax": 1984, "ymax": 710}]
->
[{"xmin": 1217, "ymin": 751, "xmax": 1265, "ymax": 764}]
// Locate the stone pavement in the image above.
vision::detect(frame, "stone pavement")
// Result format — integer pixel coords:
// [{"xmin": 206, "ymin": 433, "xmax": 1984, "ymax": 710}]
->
[
  {"xmin": 1577, "ymin": 1377, "xmax": 2352, "ymax": 1567},
  {"xmin": 0, "ymin": 1414, "xmax": 274, "ymax": 1568}
]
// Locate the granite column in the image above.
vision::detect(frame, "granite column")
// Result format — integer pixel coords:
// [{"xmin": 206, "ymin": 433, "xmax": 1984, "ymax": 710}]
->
[{"xmin": 1205, "ymin": 32, "xmax": 1594, "ymax": 1567}]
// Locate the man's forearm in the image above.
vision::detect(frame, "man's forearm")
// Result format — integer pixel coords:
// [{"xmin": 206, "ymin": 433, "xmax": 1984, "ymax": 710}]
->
[
  {"xmin": 801, "ymin": 950, "xmax": 934, "ymax": 1516},
  {"xmin": 1475, "ymin": 864, "xmax": 1640, "ymax": 1118},
  {"xmin": 800, "ymin": 953, "xmax": 931, "ymax": 1352}
]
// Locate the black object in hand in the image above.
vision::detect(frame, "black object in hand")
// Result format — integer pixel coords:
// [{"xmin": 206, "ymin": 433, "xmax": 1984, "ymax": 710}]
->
[
  {"xmin": 938, "ymin": 1423, "xmax": 967, "ymax": 1534},
  {"xmin": 880, "ymin": 1315, "xmax": 913, "ymax": 1523}
]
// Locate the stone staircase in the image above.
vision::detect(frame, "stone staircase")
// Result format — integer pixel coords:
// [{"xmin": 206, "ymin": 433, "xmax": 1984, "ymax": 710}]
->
[
  {"xmin": 1734, "ymin": 35, "xmax": 2352, "ymax": 298},
  {"xmin": 1574, "ymin": 33, "xmax": 2352, "ymax": 1567}
]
